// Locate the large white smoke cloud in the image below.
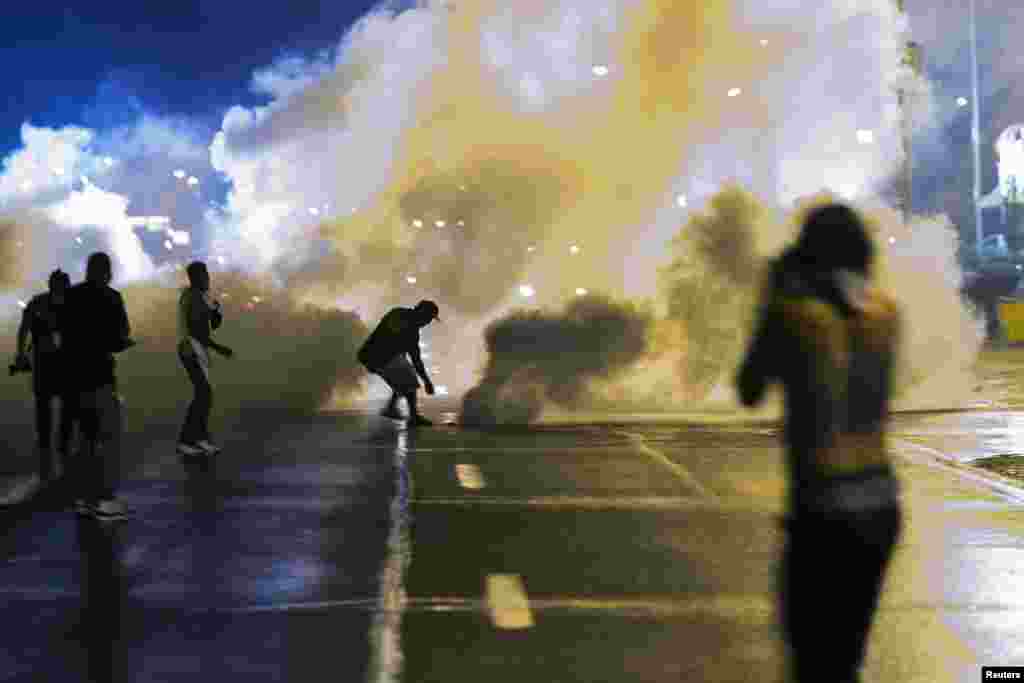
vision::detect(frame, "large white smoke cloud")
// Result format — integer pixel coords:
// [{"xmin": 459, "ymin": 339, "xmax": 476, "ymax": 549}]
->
[{"xmin": 0, "ymin": 0, "xmax": 986, "ymax": 419}]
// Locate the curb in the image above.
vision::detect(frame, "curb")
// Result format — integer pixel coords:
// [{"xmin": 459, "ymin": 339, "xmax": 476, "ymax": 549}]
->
[{"xmin": 895, "ymin": 438, "xmax": 1024, "ymax": 505}]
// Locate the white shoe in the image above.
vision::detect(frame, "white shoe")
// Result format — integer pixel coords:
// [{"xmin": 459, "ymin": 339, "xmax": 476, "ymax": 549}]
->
[
  {"xmin": 196, "ymin": 440, "xmax": 221, "ymax": 455},
  {"xmin": 176, "ymin": 442, "xmax": 205, "ymax": 456},
  {"xmin": 87, "ymin": 499, "xmax": 129, "ymax": 521}
]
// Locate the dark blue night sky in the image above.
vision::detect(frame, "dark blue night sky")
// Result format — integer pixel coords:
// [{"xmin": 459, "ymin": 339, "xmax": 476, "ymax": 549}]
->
[{"xmin": 0, "ymin": 1, "xmax": 385, "ymax": 155}]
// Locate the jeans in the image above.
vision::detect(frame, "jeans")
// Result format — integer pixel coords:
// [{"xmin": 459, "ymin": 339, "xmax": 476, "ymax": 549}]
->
[
  {"xmin": 73, "ymin": 385, "xmax": 122, "ymax": 503},
  {"xmin": 780, "ymin": 505, "xmax": 902, "ymax": 682},
  {"xmin": 179, "ymin": 347, "xmax": 212, "ymax": 445}
]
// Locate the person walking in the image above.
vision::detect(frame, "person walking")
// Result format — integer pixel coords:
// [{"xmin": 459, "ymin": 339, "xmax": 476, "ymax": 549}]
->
[
  {"xmin": 176, "ymin": 261, "xmax": 232, "ymax": 456},
  {"xmin": 736, "ymin": 204, "xmax": 903, "ymax": 683},
  {"xmin": 14, "ymin": 269, "xmax": 76, "ymax": 485},
  {"xmin": 358, "ymin": 300, "xmax": 440, "ymax": 427},
  {"xmin": 61, "ymin": 252, "xmax": 136, "ymax": 521}
]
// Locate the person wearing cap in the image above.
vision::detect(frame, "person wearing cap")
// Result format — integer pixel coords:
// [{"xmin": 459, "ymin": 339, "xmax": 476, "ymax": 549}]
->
[
  {"xmin": 15, "ymin": 268, "xmax": 76, "ymax": 484},
  {"xmin": 358, "ymin": 300, "xmax": 440, "ymax": 427},
  {"xmin": 736, "ymin": 203, "xmax": 903, "ymax": 683}
]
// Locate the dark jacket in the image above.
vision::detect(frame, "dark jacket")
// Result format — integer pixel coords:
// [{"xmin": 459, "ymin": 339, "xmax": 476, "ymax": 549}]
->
[
  {"xmin": 61, "ymin": 281, "xmax": 132, "ymax": 391},
  {"xmin": 358, "ymin": 308, "xmax": 421, "ymax": 371},
  {"xmin": 736, "ymin": 258, "xmax": 902, "ymax": 514}
]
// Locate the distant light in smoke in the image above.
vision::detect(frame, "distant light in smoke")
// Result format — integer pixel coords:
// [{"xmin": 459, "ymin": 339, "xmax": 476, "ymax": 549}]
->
[
  {"xmin": 519, "ymin": 284, "xmax": 535, "ymax": 298},
  {"xmin": 760, "ymin": 39, "xmax": 769, "ymax": 47},
  {"xmin": 308, "ymin": 207, "xmax": 320, "ymax": 216},
  {"xmin": 888, "ymin": 237, "xmax": 896, "ymax": 245},
  {"xmin": 569, "ymin": 244, "xmax": 580, "ymax": 254},
  {"xmin": 252, "ymin": 296, "xmax": 262, "ymax": 303},
  {"xmin": 957, "ymin": 97, "xmax": 969, "ymax": 108},
  {"xmin": 103, "ymin": 157, "xmax": 115, "ymax": 167},
  {"xmin": 856, "ymin": 129, "xmax": 875, "ymax": 144},
  {"xmin": 576, "ymin": 287, "xmax": 588, "ymax": 296},
  {"xmin": 17, "ymin": 300, "xmax": 27, "ymax": 309},
  {"xmin": 216, "ymin": 256, "xmax": 226, "ymax": 265},
  {"xmin": 173, "ymin": 169, "xmax": 187, "ymax": 179},
  {"xmin": 837, "ymin": 183, "xmax": 859, "ymax": 200},
  {"xmin": 727, "ymin": 87, "xmax": 742, "ymax": 98},
  {"xmin": 74, "ymin": 236, "xmax": 83, "ymax": 244},
  {"xmin": 435, "ymin": 220, "xmax": 446, "ymax": 228},
  {"xmin": 456, "ymin": 220, "xmax": 465, "ymax": 227},
  {"xmin": 592, "ymin": 65, "xmax": 609, "ymax": 77},
  {"xmin": 167, "ymin": 228, "xmax": 190, "ymax": 246},
  {"xmin": 186, "ymin": 176, "xmax": 199, "ymax": 187},
  {"xmin": 527, "ymin": 246, "xmax": 536, "ymax": 253},
  {"xmin": 163, "ymin": 240, "xmax": 174, "ymax": 251},
  {"xmin": 676, "ymin": 194, "xmax": 688, "ymax": 208},
  {"xmin": 406, "ymin": 276, "xmax": 418, "ymax": 284},
  {"xmin": 412, "ymin": 219, "xmax": 424, "ymax": 228},
  {"xmin": 20, "ymin": 180, "xmax": 32, "ymax": 192}
]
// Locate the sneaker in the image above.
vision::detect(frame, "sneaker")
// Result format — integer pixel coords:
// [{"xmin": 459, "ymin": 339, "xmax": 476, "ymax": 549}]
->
[
  {"xmin": 380, "ymin": 406, "xmax": 403, "ymax": 420},
  {"xmin": 408, "ymin": 414, "xmax": 433, "ymax": 427},
  {"xmin": 176, "ymin": 442, "xmax": 205, "ymax": 456},
  {"xmin": 88, "ymin": 499, "xmax": 129, "ymax": 521},
  {"xmin": 196, "ymin": 440, "xmax": 221, "ymax": 455}
]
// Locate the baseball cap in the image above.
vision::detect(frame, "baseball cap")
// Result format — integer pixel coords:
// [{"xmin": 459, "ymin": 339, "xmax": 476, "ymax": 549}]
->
[{"xmin": 415, "ymin": 299, "xmax": 441, "ymax": 321}]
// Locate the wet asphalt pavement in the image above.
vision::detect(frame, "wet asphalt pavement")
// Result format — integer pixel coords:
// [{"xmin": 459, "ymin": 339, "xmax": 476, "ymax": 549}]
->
[{"xmin": 3, "ymin": 408, "xmax": 1024, "ymax": 681}]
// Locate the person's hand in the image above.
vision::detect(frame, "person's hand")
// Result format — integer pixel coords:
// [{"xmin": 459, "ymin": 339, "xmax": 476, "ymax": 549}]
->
[
  {"xmin": 218, "ymin": 345, "xmax": 234, "ymax": 359},
  {"xmin": 424, "ymin": 380, "xmax": 435, "ymax": 396}
]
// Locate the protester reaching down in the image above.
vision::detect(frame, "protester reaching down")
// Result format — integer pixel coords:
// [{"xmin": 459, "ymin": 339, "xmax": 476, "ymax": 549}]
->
[{"xmin": 358, "ymin": 300, "xmax": 440, "ymax": 427}]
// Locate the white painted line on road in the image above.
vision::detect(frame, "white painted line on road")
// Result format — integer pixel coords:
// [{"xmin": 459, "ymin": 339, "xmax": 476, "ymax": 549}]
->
[
  {"xmin": 0, "ymin": 475, "xmax": 38, "ymax": 505},
  {"xmin": 895, "ymin": 439, "xmax": 1024, "ymax": 505},
  {"xmin": 486, "ymin": 574, "xmax": 534, "ymax": 629},
  {"xmin": 413, "ymin": 495, "xmax": 774, "ymax": 512},
  {"xmin": 454, "ymin": 463, "xmax": 485, "ymax": 490},
  {"xmin": 620, "ymin": 432, "xmax": 718, "ymax": 501}
]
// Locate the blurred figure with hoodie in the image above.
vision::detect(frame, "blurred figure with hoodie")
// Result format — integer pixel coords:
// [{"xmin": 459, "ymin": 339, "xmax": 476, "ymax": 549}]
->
[{"xmin": 736, "ymin": 204, "xmax": 903, "ymax": 683}]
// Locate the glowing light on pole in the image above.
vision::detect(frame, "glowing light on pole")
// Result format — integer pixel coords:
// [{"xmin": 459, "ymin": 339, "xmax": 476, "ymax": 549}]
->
[{"xmin": 970, "ymin": 0, "xmax": 984, "ymax": 254}]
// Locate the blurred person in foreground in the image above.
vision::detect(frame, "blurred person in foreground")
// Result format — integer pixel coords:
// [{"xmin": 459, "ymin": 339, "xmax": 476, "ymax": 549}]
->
[
  {"xmin": 61, "ymin": 252, "xmax": 136, "ymax": 521},
  {"xmin": 14, "ymin": 268, "xmax": 76, "ymax": 484},
  {"xmin": 176, "ymin": 261, "xmax": 232, "ymax": 456},
  {"xmin": 358, "ymin": 300, "xmax": 440, "ymax": 427},
  {"xmin": 736, "ymin": 203, "xmax": 902, "ymax": 683}
]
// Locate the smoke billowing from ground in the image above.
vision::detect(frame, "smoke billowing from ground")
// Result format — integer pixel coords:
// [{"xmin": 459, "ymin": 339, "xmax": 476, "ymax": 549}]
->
[
  {"xmin": 0, "ymin": 1, "xmax": 990, "ymax": 423},
  {"xmin": 461, "ymin": 295, "xmax": 650, "ymax": 426}
]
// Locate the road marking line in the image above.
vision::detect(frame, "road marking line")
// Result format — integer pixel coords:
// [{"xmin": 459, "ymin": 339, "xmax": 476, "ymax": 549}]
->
[
  {"xmin": 485, "ymin": 574, "xmax": 534, "ymax": 629},
  {"xmin": 0, "ymin": 476, "xmax": 38, "ymax": 505},
  {"xmin": 620, "ymin": 432, "xmax": 718, "ymax": 501},
  {"xmin": 454, "ymin": 463, "xmax": 485, "ymax": 490},
  {"xmin": 413, "ymin": 495, "xmax": 775, "ymax": 512},
  {"xmin": 894, "ymin": 439, "xmax": 1024, "ymax": 505}
]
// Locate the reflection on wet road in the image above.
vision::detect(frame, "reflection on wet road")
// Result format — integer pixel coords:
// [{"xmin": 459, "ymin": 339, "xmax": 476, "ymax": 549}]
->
[{"xmin": 2, "ymin": 410, "xmax": 1024, "ymax": 681}]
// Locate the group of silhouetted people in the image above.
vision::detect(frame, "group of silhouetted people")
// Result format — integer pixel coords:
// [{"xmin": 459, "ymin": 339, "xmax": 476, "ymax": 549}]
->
[{"xmin": 13, "ymin": 253, "xmax": 233, "ymax": 520}]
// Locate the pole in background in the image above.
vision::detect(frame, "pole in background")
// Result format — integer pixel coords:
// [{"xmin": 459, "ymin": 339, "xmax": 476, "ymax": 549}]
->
[{"xmin": 970, "ymin": 0, "xmax": 984, "ymax": 256}]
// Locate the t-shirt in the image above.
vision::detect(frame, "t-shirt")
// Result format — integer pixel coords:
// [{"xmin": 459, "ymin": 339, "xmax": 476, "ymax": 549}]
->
[
  {"xmin": 358, "ymin": 308, "xmax": 420, "ymax": 370},
  {"xmin": 23, "ymin": 292, "xmax": 64, "ymax": 360},
  {"xmin": 60, "ymin": 281, "xmax": 132, "ymax": 391}
]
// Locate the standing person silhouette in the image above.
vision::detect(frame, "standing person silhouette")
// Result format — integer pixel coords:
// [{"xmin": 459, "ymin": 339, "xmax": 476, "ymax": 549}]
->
[
  {"xmin": 14, "ymin": 269, "xmax": 75, "ymax": 484},
  {"xmin": 176, "ymin": 261, "xmax": 232, "ymax": 456},
  {"xmin": 736, "ymin": 204, "xmax": 903, "ymax": 683},
  {"xmin": 358, "ymin": 300, "xmax": 440, "ymax": 427},
  {"xmin": 61, "ymin": 252, "xmax": 136, "ymax": 521}
]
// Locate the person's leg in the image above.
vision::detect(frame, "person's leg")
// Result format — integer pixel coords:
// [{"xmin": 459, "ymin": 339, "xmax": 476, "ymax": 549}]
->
[
  {"xmin": 57, "ymin": 390, "xmax": 76, "ymax": 463},
  {"xmin": 380, "ymin": 389, "xmax": 403, "ymax": 419},
  {"xmin": 34, "ymin": 391, "xmax": 55, "ymax": 479},
  {"xmin": 95, "ymin": 385, "xmax": 122, "ymax": 501},
  {"xmin": 76, "ymin": 390, "xmax": 100, "ymax": 505},
  {"xmin": 179, "ymin": 350, "xmax": 210, "ymax": 445}
]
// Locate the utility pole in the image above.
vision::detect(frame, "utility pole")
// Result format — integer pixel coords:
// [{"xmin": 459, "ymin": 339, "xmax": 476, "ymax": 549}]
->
[
  {"xmin": 969, "ymin": 0, "xmax": 984, "ymax": 256},
  {"xmin": 894, "ymin": 0, "xmax": 921, "ymax": 223}
]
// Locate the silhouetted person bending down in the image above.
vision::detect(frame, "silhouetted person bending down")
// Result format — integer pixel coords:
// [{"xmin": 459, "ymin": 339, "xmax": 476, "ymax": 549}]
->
[
  {"xmin": 176, "ymin": 261, "xmax": 232, "ymax": 456},
  {"xmin": 14, "ymin": 269, "xmax": 75, "ymax": 484},
  {"xmin": 61, "ymin": 252, "xmax": 136, "ymax": 521},
  {"xmin": 736, "ymin": 204, "xmax": 903, "ymax": 683},
  {"xmin": 358, "ymin": 300, "xmax": 440, "ymax": 427}
]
